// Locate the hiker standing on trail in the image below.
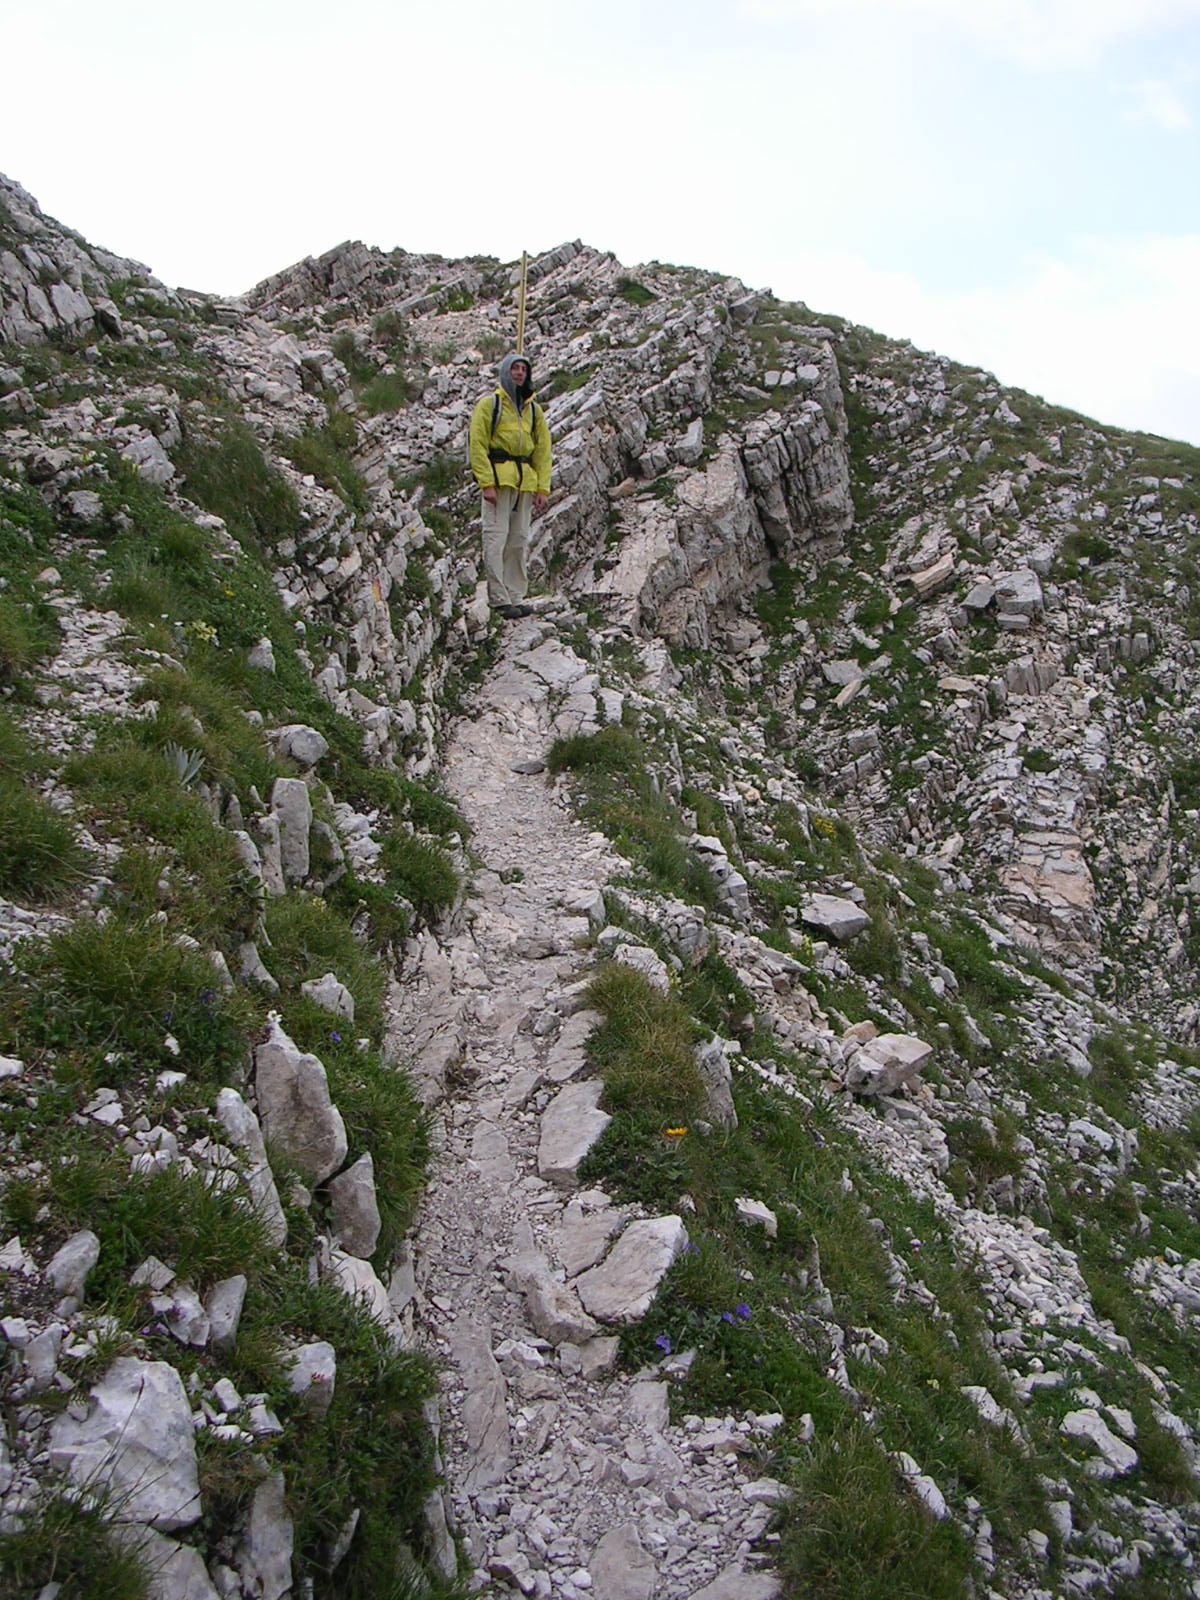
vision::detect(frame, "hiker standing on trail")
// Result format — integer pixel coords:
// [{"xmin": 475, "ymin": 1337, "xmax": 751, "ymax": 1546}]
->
[{"xmin": 469, "ymin": 353, "xmax": 551, "ymax": 619}]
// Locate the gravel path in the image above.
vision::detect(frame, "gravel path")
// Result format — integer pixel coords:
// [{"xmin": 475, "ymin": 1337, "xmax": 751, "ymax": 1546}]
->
[{"xmin": 392, "ymin": 609, "xmax": 786, "ymax": 1600}]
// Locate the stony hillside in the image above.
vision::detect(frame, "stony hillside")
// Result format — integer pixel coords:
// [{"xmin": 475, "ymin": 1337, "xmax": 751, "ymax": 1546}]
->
[{"xmin": 1, "ymin": 170, "xmax": 1198, "ymax": 1600}]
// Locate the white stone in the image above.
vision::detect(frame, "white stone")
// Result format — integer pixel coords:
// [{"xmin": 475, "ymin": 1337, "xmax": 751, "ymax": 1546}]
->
[
  {"xmin": 214, "ymin": 1089, "xmax": 287, "ymax": 1247},
  {"xmin": 610, "ymin": 941, "xmax": 671, "ymax": 993},
  {"xmin": 325, "ymin": 1248, "xmax": 400, "ymax": 1340},
  {"xmin": 538, "ymin": 1080, "xmax": 611, "ymax": 1186},
  {"xmin": 734, "ymin": 1197, "xmax": 778, "ymax": 1238},
  {"xmin": 1060, "ymin": 1408, "xmax": 1138, "ymax": 1477},
  {"xmin": 117, "ymin": 1525, "xmax": 221, "ymax": 1600},
  {"xmin": 237, "ymin": 1470, "xmax": 292, "ymax": 1600},
  {"xmin": 590, "ymin": 1522, "xmax": 656, "ymax": 1600},
  {"xmin": 270, "ymin": 777, "xmax": 312, "ymax": 883},
  {"xmin": 48, "ymin": 1358, "xmax": 201, "ymax": 1529},
  {"xmin": 247, "ymin": 636, "xmax": 276, "ymax": 673},
  {"xmin": 286, "ymin": 1340, "xmax": 336, "ymax": 1415},
  {"xmin": 687, "ymin": 1569, "xmax": 782, "ymax": 1600},
  {"xmin": 205, "ymin": 1275, "xmax": 248, "ymax": 1354},
  {"xmin": 300, "ymin": 971, "xmax": 355, "ymax": 1021},
  {"xmin": 843, "ymin": 1032, "xmax": 933, "ymax": 1096},
  {"xmin": 575, "ymin": 1216, "xmax": 688, "ymax": 1324},
  {"xmin": 273, "ymin": 723, "xmax": 329, "ymax": 768},
  {"xmin": 329, "ymin": 1153, "xmax": 382, "ymax": 1258},
  {"xmin": 800, "ymin": 894, "xmax": 869, "ymax": 941},
  {"xmin": 46, "ymin": 1229, "xmax": 100, "ymax": 1300},
  {"xmin": 254, "ymin": 1018, "xmax": 347, "ymax": 1185},
  {"xmin": 504, "ymin": 1248, "xmax": 600, "ymax": 1345}
]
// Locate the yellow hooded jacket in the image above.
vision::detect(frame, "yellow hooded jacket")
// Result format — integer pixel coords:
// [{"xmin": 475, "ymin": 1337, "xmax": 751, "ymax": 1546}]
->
[{"xmin": 469, "ymin": 388, "xmax": 552, "ymax": 496}]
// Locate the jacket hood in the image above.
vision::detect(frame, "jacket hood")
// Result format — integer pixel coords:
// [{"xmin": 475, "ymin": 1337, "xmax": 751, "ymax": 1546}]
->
[{"xmin": 499, "ymin": 352, "xmax": 534, "ymax": 409}]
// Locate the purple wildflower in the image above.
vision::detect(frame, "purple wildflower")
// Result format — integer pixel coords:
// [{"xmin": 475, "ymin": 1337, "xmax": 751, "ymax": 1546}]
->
[
  {"xmin": 721, "ymin": 1311, "xmax": 735, "ymax": 1324},
  {"xmin": 331, "ymin": 1030, "xmax": 342, "ymax": 1044},
  {"xmin": 735, "ymin": 1303, "xmax": 752, "ymax": 1320},
  {"xmin": 654, "ymin": 1334, "xmax": 672, "ymax": 1354}
]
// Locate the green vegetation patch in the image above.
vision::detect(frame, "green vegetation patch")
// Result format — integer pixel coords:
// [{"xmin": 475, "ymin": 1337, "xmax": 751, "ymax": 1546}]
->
[
  {"xmin": 66, "ymin": 727, "xmax": 262, "ymax": 949},
  {"xmin": 0, "ymin": 479, "xmax": 63, "ymax": 685},
  {"xmin": 0, "ymin": 1492, "xmax": 151, "ymax": 1600},
  {"xmin": 778, "ymin": 1421, "xmax": 974, "ymax": 1600},
  {"xmin": 331, "ymin": 321, "xmax": 415, "ymax": 416},
  {"xmin": 617, "ymin": 277, "xmax": 656, "ymax": 306},
  {"xmin": 174, "ymin": 416, "xmax": 303, "ymax": 550},
  {"xmin": 234, "ymin": 1272, "xmax": 443, "ymax": 1596},
  {"xmin": 379, "ymin": 829, "xmax": 460, "ymax": 925},
  {"xmin": 547, "ymin": 724, "xmax": 722, "ymax": 908},
  {"xmin": 4, "ymin": 915, "xmax": 258, "ymax": 1088},
  {"xmin": 280, "ymin": 408, "xmax": 368, "ymax": 517},
  {"xmin": 264, "ymin": 891, "xmax": 387, "ymax": 1043},
  {"xmin": 579, "ymin": 962, "xmax": 1056, "ymax": 1597},
  {"xmin": 0, "ymin": 712, "xmax": 91, "ymax": 900}
]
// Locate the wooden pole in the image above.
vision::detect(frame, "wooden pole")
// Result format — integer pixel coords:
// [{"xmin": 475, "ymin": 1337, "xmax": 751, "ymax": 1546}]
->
[{"xmin": 516, "ymin": 250, "xmax": 528, "ymax": 356}]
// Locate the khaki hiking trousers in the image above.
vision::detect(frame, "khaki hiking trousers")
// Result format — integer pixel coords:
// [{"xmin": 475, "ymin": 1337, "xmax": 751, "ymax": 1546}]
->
[{"xmin": 481, "ymin": 487, "xmax": 533, "ymax": 607}]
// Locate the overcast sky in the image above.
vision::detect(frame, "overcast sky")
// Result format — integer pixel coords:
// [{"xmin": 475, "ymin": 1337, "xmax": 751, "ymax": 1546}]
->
[{"xmin": 4, "ymin": 0, "xmax": 1199, "ymax": 444}]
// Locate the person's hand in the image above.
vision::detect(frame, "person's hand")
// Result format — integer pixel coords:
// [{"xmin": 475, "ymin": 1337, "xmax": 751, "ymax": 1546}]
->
[
  {"xmin": 482, "ymin": 487, "xmax": 497, "ymax": 505},
  {"xmin": 533, "ymin": 493, "xmax": 548, "ymax": 511}
]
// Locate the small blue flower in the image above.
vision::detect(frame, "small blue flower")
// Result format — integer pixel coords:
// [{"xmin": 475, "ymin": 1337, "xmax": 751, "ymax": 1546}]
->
[
  {"xmin": 735, "ymin": 1303, "xmax": 752, "ymax": 1320},
  {"xmin": 684, "ymin": 1242, "xmax": 700, "ymax": 1254},
  {"xmin": 330, "ymin": 1030, "xmax": 342, "ymax": 1044},
  {"xmin": 654, "ymin": 1334, "xmax": 672, "ymax": 1354},
  {"xmin": 721, "ymin": 1311, "xmax": 735, "ymax": 1324}
]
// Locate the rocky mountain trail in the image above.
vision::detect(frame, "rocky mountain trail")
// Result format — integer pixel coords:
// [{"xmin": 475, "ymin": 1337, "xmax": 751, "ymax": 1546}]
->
[
  {"xmin": 1, "ymin": 176, "xmax": 1199, "ymax": 1599},
  {"xmin": 386, "ymin": 611, "xmax": 786, "ymax": 1599}
]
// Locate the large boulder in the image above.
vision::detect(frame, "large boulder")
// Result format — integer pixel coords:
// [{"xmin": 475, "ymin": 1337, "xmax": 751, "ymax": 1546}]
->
[
  {"xmin": 253, "ymin": 1019, "xmax": 347, "ymax": 1185},
  {"xmin": 48, "ymin": 1358, "xmax": 201, "ymax": 1530},
  {"xmin": 800, "ymin": 894, "xmax": 869, "ymax": 941},
  {"xmin": 329, "ymin": 1153, "xmax": 382, "ymax": 1258},
  {"xmin": 843, "ymin": 1032, "xmax": 933, "ymax": 1096},
  {"xmin": 538, "ymin": 1080, "xmax": 611, "ymax": 1186},
  {"xmin": 575, "ymin": 1216, "xmax": 688, "ymax": 1324}
]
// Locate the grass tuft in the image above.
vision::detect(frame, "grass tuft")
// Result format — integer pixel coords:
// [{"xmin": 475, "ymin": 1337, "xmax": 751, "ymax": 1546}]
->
[
  {"xmin": 0, "ymin": 774, "xmax": 91, "ymax": 900},
  {"xmin": 7, "ymin": 915, "xmax": 256, "ymax": 1085},
  {"xmin": 175, "ymin": 417, "xmax": 303, "ymax": 549},
  {"xmin": 778, "ymin": 1422, "xmax": 974, "ymax": 1600},
  {"xmin": 586, "ymin": 962, "xmax": 703, "ymax": 1116},
  {"xmin": 380, "ymin": 829, "xmax": 459, "ymax": 924},
  {"xmin": 0, "ymin": 1493, "xmax": 150, "ymax": 1600}
]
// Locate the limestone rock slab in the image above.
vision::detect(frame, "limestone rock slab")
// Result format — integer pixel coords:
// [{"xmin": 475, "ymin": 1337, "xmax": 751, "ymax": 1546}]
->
[
  {"xmin": 270, "ymin": 776, "xmax": 312, "ymax": 884},
  {"xmin": 46, "ymin": 1228, "xmax": 100, "ymax": 1299},
  {"xmin": 695, "ymin": 1038, "xmax": 737, "ymax": 1130},
  {"xmin": 800, "ymin": 894, "xmax": 869, "ymax": 942},
  {"xmin": 575, "ymin": 1215, "xmax": 688, "ymax": 1324},
  {"xmin": 214, "ymin": 1089, "xmax": 287, "ymax": 1247},
  {"xmin": 451, "ymin": 1321, "xmax": 510, "ymax": 1493},
  {"xmin": 254, "ymin": 1018, "xmax": 347, "ymax": 1185},
  {"xmin": 843, "ymin": 1032, "xmax": 932, "ymax": 1096},
  {"xmin": 611, "ymin": 941, "xmax": 671, "ymax": 993},
  {"xmin": 329, "ymin": 1152, "xmax": 382, "ymax": 1258},
  {"xmin": 504, "ymin": 1248, "xmax": 600, "ymax": 1345},
  {"xmin": 1060, "ymin": 1408, "xmax": 1138, "ymax": 1478},
  {"xmin": 237, "ymin": 1470, "xmax": 293, "ymax": 1600},
  {"xmin": 590, "ymin": 1521, "xmax": 656, "ymax": 1600},
  {"xmin": 538, "ymin": 1079, "xmax": 611, "ymax": 1186},
  {"xmin": 48, "ymin": 1357, "xmax": 201, "ymax": 1530},
  {"xmin": 688, "ymin": 1568, "xmax": 782, "ymax": 1600},
  {"xmin": 300, "ymin": 971, "xmax": 355, "ymax": 1021},
  {"xmin": 117, "ymin": 1526, "xmax": 220, "ymax": 1600}
]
